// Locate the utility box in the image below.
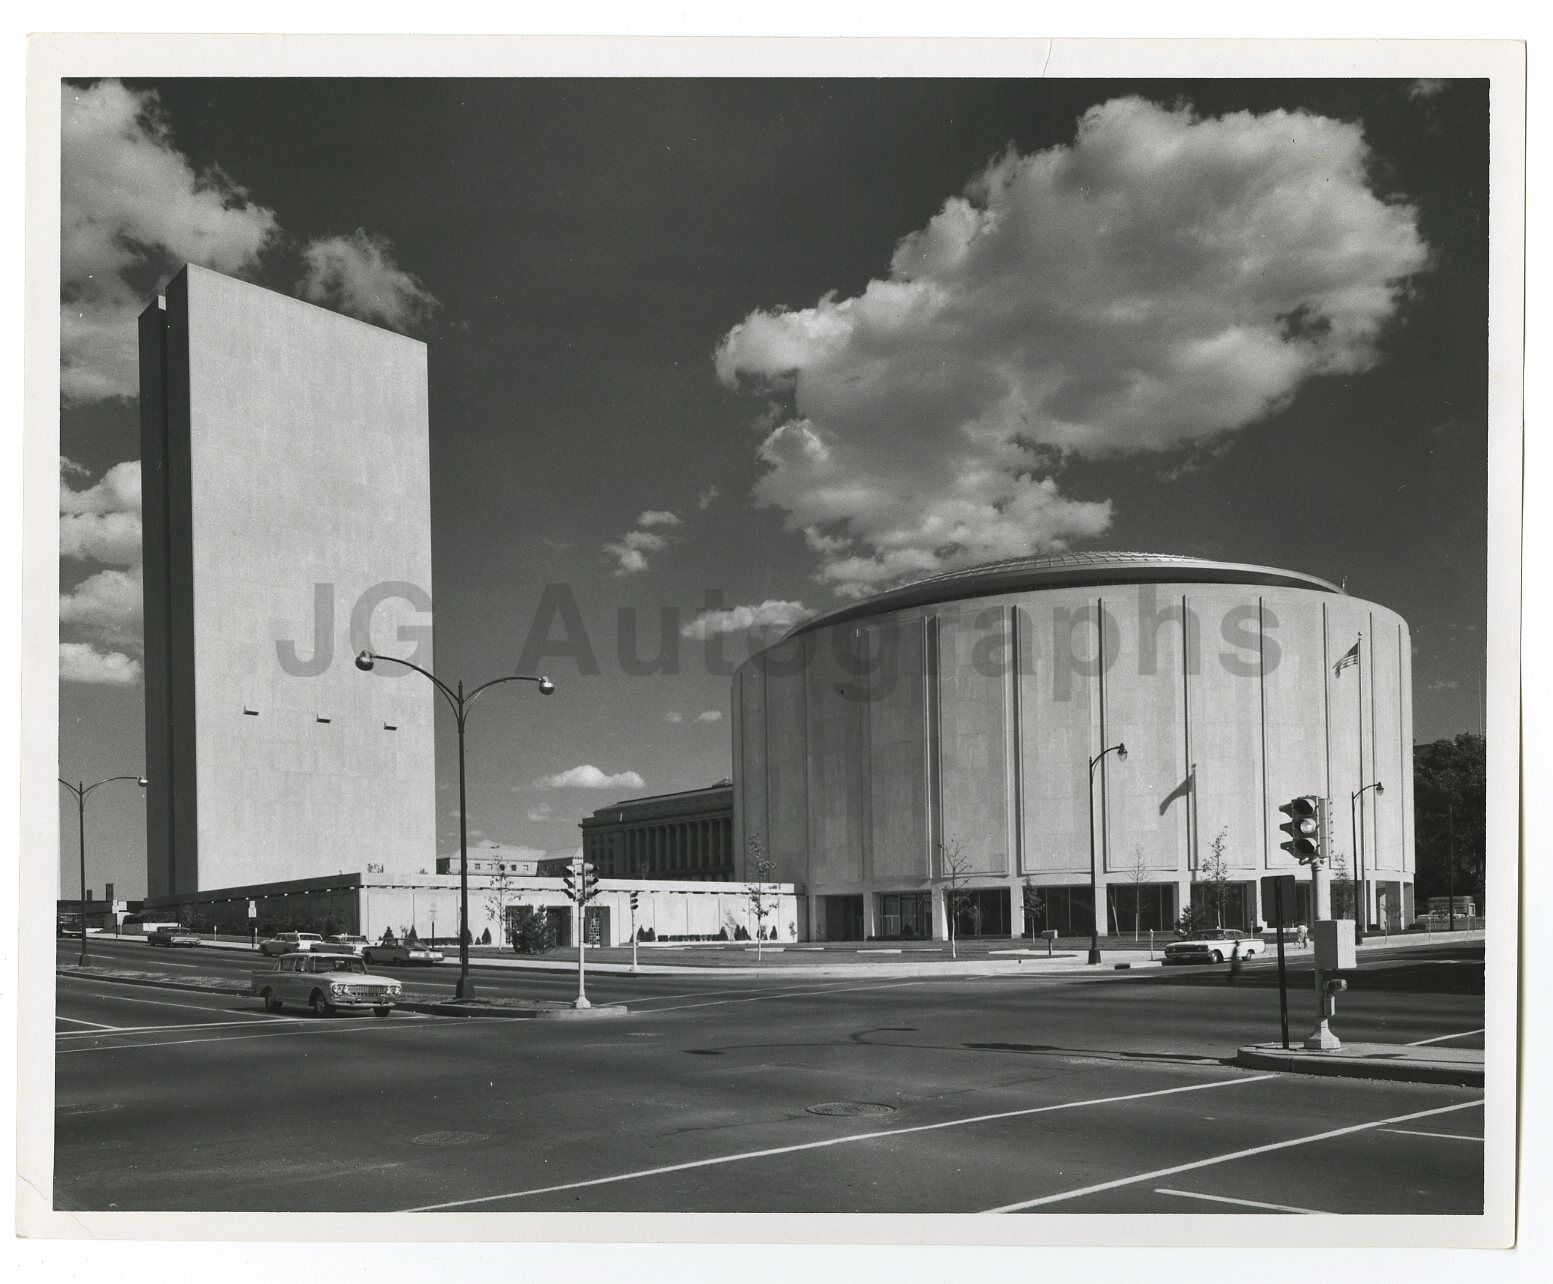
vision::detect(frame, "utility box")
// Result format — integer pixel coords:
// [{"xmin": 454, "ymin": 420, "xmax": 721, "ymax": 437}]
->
[{"xmin": 1314, "ymin": 918, "xmax": 1356, "ymax": 971}]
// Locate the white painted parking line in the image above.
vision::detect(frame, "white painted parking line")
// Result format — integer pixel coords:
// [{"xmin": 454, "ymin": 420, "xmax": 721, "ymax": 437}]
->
[
  {"xmin": 1378, "ymin": 1128, "xmax": 1483, "ymax": 1142},
  {"xmin": 982, "ymin": 1098, "xmax": 1484, "ymax": 1212},
  {"xmin": 55, "ymin": 1015, "xmax": 121, "ymax": 1030},
  {"xmin": 1407, "ymin": 1028, "xmax": 1485, "ymax": 1046},
  {"xmin": 398, "ymin": 1072, "xmax": 1276, "ymax": 1212},
  {"xmin": 1154, "ymin": 1188, "xmax": 1325, "ymax": 1214}
]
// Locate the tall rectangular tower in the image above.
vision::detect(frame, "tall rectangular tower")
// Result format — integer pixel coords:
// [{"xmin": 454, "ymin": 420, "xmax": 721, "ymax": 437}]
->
[{"xmin": 139, "ymin": 265, "xmax": 437, "ymax": 898}]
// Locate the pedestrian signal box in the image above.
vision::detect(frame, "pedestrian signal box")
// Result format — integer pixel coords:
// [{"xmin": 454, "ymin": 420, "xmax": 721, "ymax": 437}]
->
[{"xmin": 1313, "ymin": 918, "xmax": 1356, "ymax": 972}]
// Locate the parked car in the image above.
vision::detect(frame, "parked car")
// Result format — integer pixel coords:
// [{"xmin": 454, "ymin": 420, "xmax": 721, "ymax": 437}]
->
[
  {"xmin": 363, "ymin": 940, "xmax": 445, "ymax": 967},
  {"xmin": 316, "ymin": 933, "xmax": 370, "ymax": 957},
  {"xmin": 251, "ymin": 953, "xmax": 402, "ymax": 1017},
  {"xmin": 146, "ymin": 924, "xmax": 201, "ymax": 947},
  {"xmin": 258, "ymin": 930, "xmax": 323, "ymax": 957},
  {"xmin": 1163, "ymin": 928, "xmax": 1266, "ymax": 966}
]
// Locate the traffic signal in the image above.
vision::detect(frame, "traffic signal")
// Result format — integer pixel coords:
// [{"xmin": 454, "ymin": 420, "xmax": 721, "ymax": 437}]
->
[
  {"xmin": 581, "ymin": 862, "xmax": 601, "ymax": 903},
  {"xmin": 1278, "ymin": 795, "xmax": 1324, "ymax": 863},
  {"xmin": 562, "ymin": 864, "xmax": 579, "ymax": 902},
  {"xmin": 629, "ymin": 890, "xmax": 640, "ymax": 913}
]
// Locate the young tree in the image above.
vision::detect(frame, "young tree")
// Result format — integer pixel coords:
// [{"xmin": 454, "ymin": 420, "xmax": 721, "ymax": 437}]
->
[
  {"xmin": 744, "ymin": 835, "xmax": 777, "ymax": 963},
  {"xmin": 1020, "ymin": 877, "xmax": 1044, "ymax": 942},
  {"xmin": 1125, "ymin": 845, "xmax": 1151, "ymax": 941},
  {"xmin": 1200, "ymin": 828, "xmax": 1232, "ymax": 928},
  {"xmin": 939, "ymin": 838, "xmax": 979, "ymax": 960},
  {"xmin": 510, "ymin": 905, "xmax": 557, "ymax": 955},
  {"xmin": 484, "ymin": 861, "xmax": 517, "ymax": 946},
  {"xmin": 1329, "ymin": 849, "xmax": 1357, "ymax": 921}
]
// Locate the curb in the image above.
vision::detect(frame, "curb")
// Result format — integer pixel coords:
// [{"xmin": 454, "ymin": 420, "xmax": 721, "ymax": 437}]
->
[
  {"xmin": 1234, "ymin": 1045, "xmax": 1484, "ymax": 1087},
  {"xmin": 1112, "ymin": 960, "xmax": 1164, "ymax": 970},
  {"xmin": 399, "ymin": 1000, "xmax": 630, "ymax": 1020}
]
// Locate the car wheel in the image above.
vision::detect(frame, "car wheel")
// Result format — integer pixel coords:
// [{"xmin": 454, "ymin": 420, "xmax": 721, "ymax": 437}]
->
[
  {"xmin": 373, "ymin": 1006, "xmax": 390, "ymax": 1018},
  {"xmin": 1211, "ymin": 951, "xmax": 1223, "ymax": 964},
  {"xmin": 262, "ymin": 988, "xmax": 282, "ymax": 1013},
  {"xmin": 310, "ymin": 990, "xmax": 332, "ymax": 1017}
]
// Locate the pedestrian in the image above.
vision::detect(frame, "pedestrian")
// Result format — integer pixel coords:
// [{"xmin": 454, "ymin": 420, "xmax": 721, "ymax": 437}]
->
[
  {"xmin": 1296, "ymin": 922, "xmax": 1309, "ymax": 949},
  {"xmin": 1226, "ymin": 940, "xmax": 1243, "ymax": 984}
]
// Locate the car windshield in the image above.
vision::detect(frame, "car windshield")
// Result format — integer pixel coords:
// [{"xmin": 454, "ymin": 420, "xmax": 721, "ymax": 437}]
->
[{"xmin": 316, "ymin": 958, "xmax": 366, "ymax": 973}]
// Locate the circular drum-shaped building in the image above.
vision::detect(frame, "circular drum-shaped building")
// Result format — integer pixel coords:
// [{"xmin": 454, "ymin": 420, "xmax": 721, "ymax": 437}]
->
[{"xmin": 732, "ymin": 552, "xmax": 1414, "ymax": 944}]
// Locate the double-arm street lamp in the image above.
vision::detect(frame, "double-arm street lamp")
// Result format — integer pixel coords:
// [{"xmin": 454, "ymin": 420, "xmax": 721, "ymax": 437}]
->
[
  {"xmin": 1351, "ymin": 780, "xmax": 1385, "ymax": 942},
  {"xmin": 355, "ymin": 651, "xmax": 553, "ymax": 1000},
  {"xmin": 1087, "ymin": 742, "xmax": 1128, "ymax": 966},
  {"xmin": 58, "ymin": 774, "xmax": 147, "ymax": 966}
]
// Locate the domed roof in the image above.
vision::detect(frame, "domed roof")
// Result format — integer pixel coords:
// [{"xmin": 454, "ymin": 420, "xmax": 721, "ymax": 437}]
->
[{"xmin": 784, "ymin": 551, "xmax": 1343, "ymax": 640}]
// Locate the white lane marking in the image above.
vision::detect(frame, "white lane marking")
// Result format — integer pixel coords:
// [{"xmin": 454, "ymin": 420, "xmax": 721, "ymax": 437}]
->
[
  {"xmin": 58, "ymin": 1017, "xmax": 312, "ymax": 1038},
  {"xmin": 55, "ymin": 1015, "xmax": 121, "ymax": 1030},
  {"xmin": 1379, "ymin": 1128, "xmax": 1484, "ymax": 1142},
  {"xmin": 56, "ymin": 991, "xmax": 267, "ymax": 1019},
  {"xmin": 643, "ymin": 978, "xmax": 930, "ymax": 1013},
  {"xmin": 56, "ymin": 1014, "xmax": 439, "ymax": 1054},
  {"xmin": 398, "ymin": 1073, "xmax": 1277, "ymax": 1212},
  {"xmin": 1407, "ymin": 1028, "xmax": 1485, "ymax": 1046},
  {"xmin": 982, "ymin": 1098, "xmax": 1484, "ymax": 1213},
  {"xmin": 1154, "ymin": 1188, "xmax": 1325, "ymax": 1214}
]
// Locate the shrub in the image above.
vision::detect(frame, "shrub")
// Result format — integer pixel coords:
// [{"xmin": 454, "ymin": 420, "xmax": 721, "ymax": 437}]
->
[
  {"xmin": 717, "ymin": 927, "xmax": 729, "ymax": 941},
  {"xmin": 734, "ymin": 925, "xmax": 750, "ymax": 941},
  {"xmin": 644, "ymin": 926, "xmax": 656, "ymax": 941},
  {"xmin": 479, "ymin": 927, "xmax": 492, "ymax": 945},
  {"xmin": 510, "ymin": 906, "xmax": 556, "ymax": 955}
]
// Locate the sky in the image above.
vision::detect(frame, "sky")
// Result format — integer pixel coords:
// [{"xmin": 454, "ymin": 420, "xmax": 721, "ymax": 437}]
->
[{"xmin": 56, "ymin": 74, "xmax": 1491, "ymax": 901}]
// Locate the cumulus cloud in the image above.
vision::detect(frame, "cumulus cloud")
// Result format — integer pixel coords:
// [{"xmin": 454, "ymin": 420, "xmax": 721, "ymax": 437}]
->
[
  {"xmin": 538, "ymin": 765, "xmax": 647, "ymax": 790},
  {"xmin": 61, "ymin": 81, "xmax": 280, "ymax": 402},
  {"xmin": 696, "ymin": 486, "xmax": 720, "ymax": 510},
  {"xmin": 60, "ymin": 566, "xmax": 143, "ymax": 645},
  {"xmin": 604, "ymin": 510, "xmax": 682, "ymax": 575},
  {"xmin": 664, "ymin": 711, "xmax": 684, "ymax": 724},
  {"xmin": 680, "ymin": 599, "xmax": 813, "ymax": 639},
  {"xmin": 1408, "ymin": 79, "xmax": 1448, "ymax": 100},
  {"xmin": 716, "ymin": 96, "xmax": 1429, "ymax": 598},
  {"xmin": 296, "ymin": 229, "xmax": 440, "ymax": 331},
  {"xmin": 60, "ymin": 459, "xmax": 142, "ymax": 564},
  {"xmin": 694, "ymin": 711, "xmax": 723, "ymax": 724},
  {"xmin": 59, "ymin": 641, "xmax": 142, "ymax": 685}
]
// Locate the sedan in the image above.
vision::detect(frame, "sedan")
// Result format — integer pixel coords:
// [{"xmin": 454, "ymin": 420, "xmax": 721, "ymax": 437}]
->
[
  {"xmin": 1163, "ymin": 928, "xmax": 1266, "ymax": 965},
  {"xmin": 363, "ymin": 941, "xmax": 445, "ymax": 967}
]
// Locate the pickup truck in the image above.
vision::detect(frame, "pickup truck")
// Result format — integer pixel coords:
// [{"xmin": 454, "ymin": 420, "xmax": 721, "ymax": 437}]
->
[
  {"xmin": 251, "ymin": 953, "xmax": 402, "ymax": 1017},
  {"xmin": 146, "ymin": 924, "xmax": 201, "ymax": 947}
]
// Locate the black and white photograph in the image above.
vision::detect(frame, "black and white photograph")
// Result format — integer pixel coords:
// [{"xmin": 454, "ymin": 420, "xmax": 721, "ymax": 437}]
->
[{"xmin": 17, "ymin": 30, "xmax": 1528, "ymax": 1259}]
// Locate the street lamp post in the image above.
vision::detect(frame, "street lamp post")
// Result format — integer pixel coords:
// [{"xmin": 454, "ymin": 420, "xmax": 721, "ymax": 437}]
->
[
  {"xmin": 58, "ymin": 774, "xmax": 147, "ymax": 967},
  {"xmin": 1087, "ymin": 742, "xmax": 1128, "ymax": 966},
  {"xmin": 1350, "ymin": 780, "xmax": 1385, "ymax": 943},
  {"xmin": 355, "ymin": 651, "xmax": 553, "ymax": 1000}
]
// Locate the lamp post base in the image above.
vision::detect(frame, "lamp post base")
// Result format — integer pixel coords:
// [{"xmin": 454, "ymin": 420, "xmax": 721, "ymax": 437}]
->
[
  {"xmin": 573, "ymin": 996, "xmax": 592, "ymax": 1010},
  {"xmin": 455, "ymin": 976, "xmax": 477, "ymax": 1002},
  {"xmin": 1087, "ymin": 942, "xmax": 1103, "ymax": 965}
]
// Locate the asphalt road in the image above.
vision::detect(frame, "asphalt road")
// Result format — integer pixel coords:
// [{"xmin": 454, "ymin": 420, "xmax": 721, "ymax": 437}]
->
[{"xmin": 53, "ymin": 939, "xmax": 1486, "ymax": 1215}]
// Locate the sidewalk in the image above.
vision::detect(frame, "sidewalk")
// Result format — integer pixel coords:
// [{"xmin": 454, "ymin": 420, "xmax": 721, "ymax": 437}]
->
[{"xmin": 1235, "ymin": 1040, "xmax": 1484, "ymax": 1087}]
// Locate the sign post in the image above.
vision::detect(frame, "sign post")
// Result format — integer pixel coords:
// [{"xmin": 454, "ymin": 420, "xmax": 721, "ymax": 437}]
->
[
  {"xmin": 1260, "ymin": 874, "xmax": 1297, "ymax": 1049},
  {"xmin": 247, "ymin": 899, "xmax": 257, "ymax": 950}
]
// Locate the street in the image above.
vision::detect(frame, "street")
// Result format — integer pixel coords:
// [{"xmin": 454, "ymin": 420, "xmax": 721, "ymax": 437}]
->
[{"xmin": 54, "ymin": 939, "xmax": 1485, "ymax": 1215}]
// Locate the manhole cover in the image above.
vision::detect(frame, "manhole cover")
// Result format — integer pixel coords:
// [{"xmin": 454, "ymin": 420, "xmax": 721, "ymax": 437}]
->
[
  {"xmin": 805, "ymin": 1102, "xmax": 897, "ymax": 1117},
  {"xmin": 407, "ymin": 1130, "xmax": 490, "ymax": 1147}
]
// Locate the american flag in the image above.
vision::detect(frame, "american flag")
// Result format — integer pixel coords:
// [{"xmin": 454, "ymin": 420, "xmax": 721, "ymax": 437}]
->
[{"xmin": 1333, "ymin": 638, "xmax": 1361, "ymax": 676}]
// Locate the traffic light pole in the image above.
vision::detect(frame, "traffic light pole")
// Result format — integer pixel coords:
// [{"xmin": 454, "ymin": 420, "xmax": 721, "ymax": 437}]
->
[
  {"xmin": 1274, "ymin": 880, "xmax": 1290, "ymax": 1049},
  {"xmin": 630, "ymin": 900, "xmax": 639, "ymax": 975}
]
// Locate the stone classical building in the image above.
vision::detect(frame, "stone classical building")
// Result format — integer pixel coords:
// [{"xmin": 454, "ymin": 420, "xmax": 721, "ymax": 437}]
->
[
  {"xmin": 733, "ymin": 552, "xmax": 1414, "ymax": 943},
  {"xmin": 581, "ymin": 782, "xmax": 735, "ymax": 880}
]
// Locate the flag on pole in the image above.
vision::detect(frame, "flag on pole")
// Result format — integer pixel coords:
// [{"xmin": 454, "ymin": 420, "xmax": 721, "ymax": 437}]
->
[{"xmin": 1333, "ymin": 638, "xmax": 1360, "ymax": 676}]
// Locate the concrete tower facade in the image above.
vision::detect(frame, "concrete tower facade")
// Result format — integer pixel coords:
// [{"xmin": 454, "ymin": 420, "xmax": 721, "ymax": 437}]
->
[{"xmin": 139, "ymin": 265, "xmax": 437, "ymax": 898}]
